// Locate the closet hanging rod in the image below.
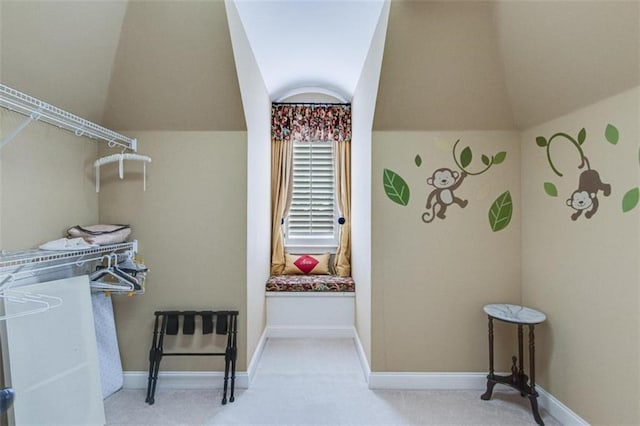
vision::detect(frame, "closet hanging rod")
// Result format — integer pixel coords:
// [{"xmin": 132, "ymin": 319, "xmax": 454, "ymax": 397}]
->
[
  {"xmin": 0, "ymin": 241, "xmax": 137, "ymax": 271},
  {"xmin": 0, "ymin": 84, "xmax": 137, "ymax": 151}
]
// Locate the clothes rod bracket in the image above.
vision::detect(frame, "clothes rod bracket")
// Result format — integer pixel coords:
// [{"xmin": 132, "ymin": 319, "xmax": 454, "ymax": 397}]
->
[{"xmin": 0, "ymin": 107, "xmax": 44, "ymax": 150}]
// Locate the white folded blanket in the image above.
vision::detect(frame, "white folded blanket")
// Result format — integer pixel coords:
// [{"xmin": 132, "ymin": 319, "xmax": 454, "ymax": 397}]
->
[{"xmin": 39, "ymin": 238, "xmax": 99, "ymax": 251}]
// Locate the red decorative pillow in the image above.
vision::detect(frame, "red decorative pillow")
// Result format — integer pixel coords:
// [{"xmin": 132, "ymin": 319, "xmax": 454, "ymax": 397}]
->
[{"xmin": 283, "ymin": 253, "xmax": 331, "ymax": 275}]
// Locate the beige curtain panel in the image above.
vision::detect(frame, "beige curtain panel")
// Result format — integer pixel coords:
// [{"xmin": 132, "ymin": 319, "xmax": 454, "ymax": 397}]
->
[
  {"xmin": 334, "ymin": 140, "xmax": 351, "ymax": 277},
  {"xmin": 270, "ymin": 138, "xmax": 293, "ymax": 275}
]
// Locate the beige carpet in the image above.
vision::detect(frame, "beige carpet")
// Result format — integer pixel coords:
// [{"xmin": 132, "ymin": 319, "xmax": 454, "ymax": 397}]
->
[{"xmin": 105, "ymin": 338, "xmax": 560, "ymax": 425}]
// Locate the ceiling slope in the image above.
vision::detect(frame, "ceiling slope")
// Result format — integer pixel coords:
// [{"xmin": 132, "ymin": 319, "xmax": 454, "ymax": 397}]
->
[
  {"xmin": 2, "ymin": 1, "xmax": 636, "ymax": 133},
  {"xmin": 493, "ymin": 0, "xmax": 640, "ymax": 130},
  {"xmin": 0, "ymin": 1, "xmax": 127, "ymax": 123},
  {"xmin": 374, "ymin": 0, "xmax": 639, "ymax": 132},
  {"xmin": 373, "ymin": 1, "xmax": 516, "ymax": 131},
  {"xmin": 103, "ymin": 0, "xmax": 245, "ymax": 131}
]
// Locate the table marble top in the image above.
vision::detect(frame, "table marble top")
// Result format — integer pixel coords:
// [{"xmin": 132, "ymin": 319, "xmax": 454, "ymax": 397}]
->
[{"xmin": 483, "ymin": 304, "xmax": 546, "ymax": 324}]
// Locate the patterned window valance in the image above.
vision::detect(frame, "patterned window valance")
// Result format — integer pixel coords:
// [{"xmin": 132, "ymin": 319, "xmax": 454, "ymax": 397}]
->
[{"xmin": 271, "ymin": 103, "xmax": 351, "ymax": 143}]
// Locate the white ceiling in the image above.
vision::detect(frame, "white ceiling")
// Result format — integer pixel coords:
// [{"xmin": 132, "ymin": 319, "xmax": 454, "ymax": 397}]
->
[{"xmin": 234, "ymin": 0, "xmax": 385, "ymax": 101}]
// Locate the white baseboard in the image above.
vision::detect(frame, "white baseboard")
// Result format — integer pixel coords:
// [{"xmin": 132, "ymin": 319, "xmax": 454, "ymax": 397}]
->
[
  {"xmin": 369, "ymin": 372, "xmax": 488, "ymax": 390},
  {"xmin": 123, "ymin": 371, "xmax": 249, "ymax": 390},
  {"xmin": 537, "ymin": 385, "xmax": 589, "ymax": 425},
  {"xmin": 353, "ymin": 329, "xmax": 371, "ymax": 382},
  {"xmin": 124, "ymin": 329, "xmax": 588, "ymax": 425},
  {"xmin": 368, "ymin": 372, "xmax": 588, "ymax": 424},
  {"xmin": 247, "ymin": 327, "xmax": 268, "ymax": 384},
  {"xmin": 266, "ymin": 325, "xmax": 355, "ymax": 338}
]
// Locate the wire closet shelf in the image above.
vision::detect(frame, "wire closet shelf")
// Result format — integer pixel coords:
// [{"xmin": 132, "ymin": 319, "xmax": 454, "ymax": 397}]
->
[
  {"xmin": 0, "ymin": 241, "xmax": 138, "ymax": 285},
  {"xmin": 0, "ymin": 83, "xmax": 136, "ymax": 151}
]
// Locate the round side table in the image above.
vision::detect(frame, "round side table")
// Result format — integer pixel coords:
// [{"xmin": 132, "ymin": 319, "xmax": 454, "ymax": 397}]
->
[{"xmin": 480, "ymin": 304, "xmax": 547, "ymax": 425}]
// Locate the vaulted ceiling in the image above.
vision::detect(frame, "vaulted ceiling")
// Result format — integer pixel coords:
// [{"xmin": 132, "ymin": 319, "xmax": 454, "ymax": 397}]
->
[
  {"xmin": 1, "ymin": 0, "xmax": 638, "ymax": 132},
  {"xmin": 103, "ymin": 0, "xmax": 246, "ymax": 131},
  {"xmin": 374, "ymin": 0, "xmax": 639, "ymax": 130},
  {"xmin": 0, "ymin": 1, "xmax": 127, "ymax": 124},
  {"xmin": 374, "ymin": 1, "xmax": 515, "ymax": 130},
  {"xmin": 0, "ymin": 0, "xmax": 245, "ymax": 131}
]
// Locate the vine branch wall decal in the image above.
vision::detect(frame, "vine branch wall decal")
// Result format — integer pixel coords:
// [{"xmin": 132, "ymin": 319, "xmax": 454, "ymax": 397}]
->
[
  {"xmin": 452, "ymin": 139, "xmax": 506, "ymax": 176},
  {"xmin": 536, "ymin": 130, "xmax": 586, "ymax": 177}
]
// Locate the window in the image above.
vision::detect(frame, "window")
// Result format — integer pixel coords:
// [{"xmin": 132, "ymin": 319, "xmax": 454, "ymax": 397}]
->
[
  {"xmin": 270, "ymin": 102, "xmax": 351, "ymax": 276},
  {"xmin": 285, "ymin": 141, "xmax": 339, "ymax": 250}
]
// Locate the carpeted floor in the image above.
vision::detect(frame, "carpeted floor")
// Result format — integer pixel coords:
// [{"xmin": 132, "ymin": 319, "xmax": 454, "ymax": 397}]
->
[{"xmin": 105, "ymin": 338, "xmax": 560, "ymax": 425}]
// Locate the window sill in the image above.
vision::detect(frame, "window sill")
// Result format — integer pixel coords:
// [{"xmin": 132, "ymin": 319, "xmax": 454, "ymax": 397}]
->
[{"xmin": 285, "ymin": 245, "xmax": 337, "ymax": 254}]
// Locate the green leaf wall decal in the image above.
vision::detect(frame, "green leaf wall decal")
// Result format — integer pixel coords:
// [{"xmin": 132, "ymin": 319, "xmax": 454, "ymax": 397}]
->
[
  {"xmin": 383, "ymin": 168, "xmax": 410, "ymax": 206},
  {"xmin": 577, "ymin": 128, "xmax": 586, "ymax": 145},
  {"xmin": 544, "ymin": 182, "xmax": 558, "ymax": 197},
  {"xmin": 489, "ymin": 191, "xmax": 513, "ymax": 232},
  {"xmin": 481, "ymin": 155, "xmax": 490, "ymax": 166},
  {"xmin": 460, "ymin": 146, "xmax": 473, "ymax": 168},
  {"xmin": 536, "ymin": 136, "xmax": 548, "ymax": 147},
  {"xmin": 493, "ymin": 151, "xmax": 507, "ymax": 164},
  {"xmin": 622, "ymin": 187, "xmax": 639, "ymax": 212},
  {"xmin": 605, "ymin": 124, "xmax": 619, "ymax": 145},
  {"xmin": 415, "ymin": 155, "xmax": 422, "ymax": 167}
]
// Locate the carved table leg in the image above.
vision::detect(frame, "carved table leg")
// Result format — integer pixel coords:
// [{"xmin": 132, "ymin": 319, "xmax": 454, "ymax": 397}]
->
[
  {"xmin": 481, "ymin": 316, "xmax": 495, "ymax": 400},
  {"xmin": 528, "ymin": 324, "xmax": 544, "ymax": 425},
  {"xmin": 529, "ymin": 395, "xmax": 544, "ymax": 426},
  {"xmin": 518, "ymin": 324, "xmax": 525, "ymax": 395}
]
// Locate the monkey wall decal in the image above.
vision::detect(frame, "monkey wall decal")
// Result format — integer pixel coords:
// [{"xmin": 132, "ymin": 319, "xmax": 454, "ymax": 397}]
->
[
  {"xmin": 419, "ymin": 140, "xmax": 506, "ymax": 224},
  {"xmin": 536, "ymin": 128, "xmax": 612, "ymax": 221},
  {"xmin": 422, "ymin": 168, "xmax": 468, "ymax": 223},
  {"xmin": 566, "ymin": 157, "xmax": 611, "ymax": 220}
]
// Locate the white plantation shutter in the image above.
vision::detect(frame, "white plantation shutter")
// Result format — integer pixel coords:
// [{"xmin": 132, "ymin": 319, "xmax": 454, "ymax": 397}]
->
[{"xmin": 286, "ymin": 141, "xmax": 338, "ymax": 247}]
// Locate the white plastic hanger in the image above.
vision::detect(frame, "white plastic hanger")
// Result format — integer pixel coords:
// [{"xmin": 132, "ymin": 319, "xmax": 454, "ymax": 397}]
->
[
  {"xmin": 94, "ymin": 152, "xmax": 152, "ymax": 193},
  {"xmin": 89, "ymin": 254, "xmax": 137, "ymax": 292},
  {"xmin": 0, "ymin": 290, "xmax": 63, "ymax": 321}
]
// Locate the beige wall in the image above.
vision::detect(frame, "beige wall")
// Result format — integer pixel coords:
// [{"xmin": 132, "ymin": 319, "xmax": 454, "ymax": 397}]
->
[
  {"xmin": 371, "ymin": 131, "xmax": 521, "ymax": 371},
  {"xmin": 0, "ymin": 119, "xmax": 251, "ymax": 373},
  {"xmin": 521, "ymin": 88, "xmax": 640, "ymax": 424},
  {"xmin": 0, "ymin": 109, "xmax": 98, "ymax": 250},
  {"xmin": 225, "ymin": 0, "xmax": 271, "ymax": 370},
  {"xmin": 352, "ymin": 0, "xmax": 391, "ymax": 365},
  {"xmin": 98, "ymin": 131, "xmax": 248, "ymax": 372}
]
